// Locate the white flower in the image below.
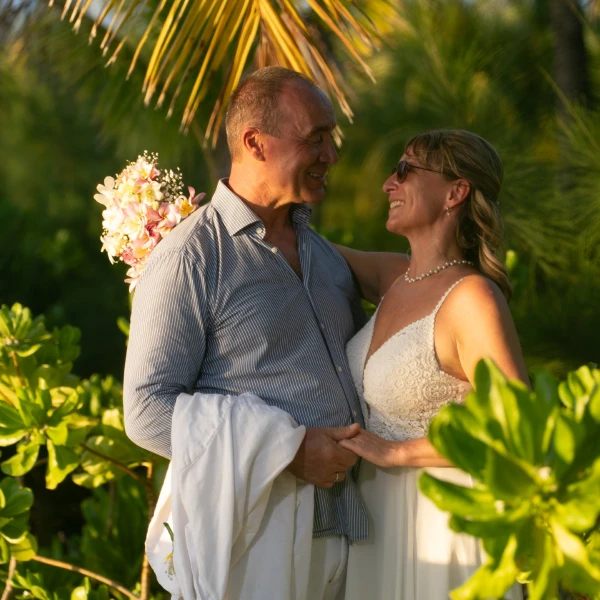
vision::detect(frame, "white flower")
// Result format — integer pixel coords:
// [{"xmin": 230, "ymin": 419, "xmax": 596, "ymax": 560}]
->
[
  {"xmin": 94, "ymin": 177, "xmax": 116, "ymax": 207},
  {"xmin": 100, "ymin": 233, "xmax": 125, "ymax": 262},
  {"xmin": 102, "ymin": 206, "xmax": 125, "ymax": 232}
]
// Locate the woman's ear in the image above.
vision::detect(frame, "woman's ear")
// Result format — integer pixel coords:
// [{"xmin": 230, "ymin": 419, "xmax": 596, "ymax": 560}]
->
[
  {"xmin": 242, "ymin": 127, "xmax": 265, "ymax": 161},
  {"xmin": 448, "ymin": 178, "xmax": 471, "ymax": 209}
]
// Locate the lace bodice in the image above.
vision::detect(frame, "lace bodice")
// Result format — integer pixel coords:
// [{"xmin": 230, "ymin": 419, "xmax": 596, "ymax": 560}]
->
[{"xmin": 347, "ymin": 279, "xmax": 472, "ymax": 441}]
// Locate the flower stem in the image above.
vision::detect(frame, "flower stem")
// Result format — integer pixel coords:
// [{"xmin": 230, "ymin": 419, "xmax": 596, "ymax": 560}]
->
[{"xmin": 32, "ymin": 556, "xmax": 139, "ymax": 600}]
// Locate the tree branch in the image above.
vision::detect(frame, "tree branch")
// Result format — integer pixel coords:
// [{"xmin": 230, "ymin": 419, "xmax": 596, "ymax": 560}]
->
[
  {"xmin": 139, "ymin": 462, "xmax": 156, "ymax": 600},
  {"xmin": 79, "ymin": 443, "xmax": 148, "ymax": 488},
  {"xmin": 0, "ymin": 557, "xmax": 17, "ymax": 600},
  {"xmin": 32, "ymin": 556, "xmax": 139, "ymax": 600}
]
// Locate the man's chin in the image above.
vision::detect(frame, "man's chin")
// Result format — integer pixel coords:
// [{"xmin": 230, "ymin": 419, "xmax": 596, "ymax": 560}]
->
[{"xmin": 301, "ymin": 186, "xmax": 327, "ymax": 204}]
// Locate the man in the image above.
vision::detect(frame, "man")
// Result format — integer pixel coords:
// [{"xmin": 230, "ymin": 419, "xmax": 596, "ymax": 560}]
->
[{"xmin": 124, "ymin": 67, "xmax": 369, "ymax": 599}]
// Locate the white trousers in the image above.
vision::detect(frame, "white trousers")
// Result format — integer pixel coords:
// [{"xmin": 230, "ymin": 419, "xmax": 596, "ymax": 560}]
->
[{"xmin": 306, "ymin": 535, "xmax": 348, "ymax": 600}]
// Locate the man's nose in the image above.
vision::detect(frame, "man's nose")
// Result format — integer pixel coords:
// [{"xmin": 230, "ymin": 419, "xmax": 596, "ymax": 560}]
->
[{"xmin": 321, "ymin": 138, "xmax": 339, "ymax": 165}]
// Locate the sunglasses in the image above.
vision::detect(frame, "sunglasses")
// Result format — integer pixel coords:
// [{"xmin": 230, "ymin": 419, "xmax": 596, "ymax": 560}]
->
[{"xmin": 391, "ymin": 160, "xmax": 440, "ymax": 183}]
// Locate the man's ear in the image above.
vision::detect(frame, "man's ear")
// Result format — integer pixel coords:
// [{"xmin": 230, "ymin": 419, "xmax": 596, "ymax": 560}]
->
[
  {"xmin": 448, "ymin": 178, "xmax": 471, "ymax": 209},
  {"xmin": 242, "ymin": 127, "xmax": 265, "ymax": 161}
]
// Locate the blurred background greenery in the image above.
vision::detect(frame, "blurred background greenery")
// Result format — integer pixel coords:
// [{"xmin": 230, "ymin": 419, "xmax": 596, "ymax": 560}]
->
[
  {"xmin": 1, "ymin": 0, "xmax": 599, "ymax": 380},
  {"xmin": 1, "ymin": 0, "xmax": 600, "ymax": 597}
]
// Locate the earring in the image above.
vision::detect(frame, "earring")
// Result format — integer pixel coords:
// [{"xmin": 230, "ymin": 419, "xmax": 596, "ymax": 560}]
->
[{"xmin": 445, "ymin": 206, "xmax": 452, "ymax": 215}]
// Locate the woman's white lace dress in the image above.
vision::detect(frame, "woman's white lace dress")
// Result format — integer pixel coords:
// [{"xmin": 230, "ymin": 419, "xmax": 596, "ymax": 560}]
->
[{"xmin": 344, "ymin": 280, "xmax": 522, "ymax": 599}]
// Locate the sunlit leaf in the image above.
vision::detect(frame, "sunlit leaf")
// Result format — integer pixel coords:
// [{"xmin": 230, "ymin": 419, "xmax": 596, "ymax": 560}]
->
[{"xmin": 46, "ymin": 440, "xmax": 80, "ymax": 489}]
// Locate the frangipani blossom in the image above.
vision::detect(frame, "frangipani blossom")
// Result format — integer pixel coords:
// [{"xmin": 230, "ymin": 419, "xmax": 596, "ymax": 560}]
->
[
  {"xmin": 177, "ymin": 188, "xmax": 206, "ymax": 218},
  {"xmin": 156, "ymin": 203, "xmax": 181, "ymax": 235},
  {"xmin": 94, "ymin": 177, "xmax": 116, "ymax": 207},
  {"xmin": 95, "ymin": 151, "xmax": 205, "ymax": 290}
]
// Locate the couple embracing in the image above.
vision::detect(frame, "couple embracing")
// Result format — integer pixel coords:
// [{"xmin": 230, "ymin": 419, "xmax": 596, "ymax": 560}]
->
[{"xmin": 124, "ymin": 67, "xmax": 527, "ymax": 599}]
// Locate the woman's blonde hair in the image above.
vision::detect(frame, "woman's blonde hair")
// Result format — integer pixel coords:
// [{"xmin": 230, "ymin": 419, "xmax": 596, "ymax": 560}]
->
[{"xmin": 404, "ymin": 129, "xmax": 512, "ymax": 301}]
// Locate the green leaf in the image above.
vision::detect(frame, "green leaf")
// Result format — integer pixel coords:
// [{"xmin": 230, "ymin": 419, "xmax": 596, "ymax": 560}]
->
[
  {"xmin": 551, "ymin": 518, "xmax": 600, "ymax": 596},
  {"xmin": 48, "ymin": 389, "xmax": 80, "ymax": 426},
  {"xmin": 9, "ymin": 531, "xmax": 37, "ymax": 561},
  {"xmin": 0, "ymin": 483, "xmax": 33, "ymax": 517},
  {"xmin": 450, "ymin": 534, "xmax": 521, "ymax": 600},
  {"xmin": 0, "ymin": 402, "xmax": 26, "ymax": 429},
  {"xmin": 0, "ymin": 535, "xmax": 9, "ymax": 563},
  {"xmin": 1, "ymin": 514, "xmax": 28, "ymax": 543},
  {"xmin": 46, "ymin": 440, "xmax": 80, "ymax": 490},
  {"xmin": 64, "ymin": 414, "xmax": 96, "ymax": 447},
  {"xmin": 14, "ymin": 345, "xmax": 42, "ymax": 358},
  {"xmin": 588, "ymin": 383, "xmax": 600, "ymax": 423},
  {"xmin": 1, "ymin": 441, "xmax": 40, "ymax": 476},
  {"xmin": 484, "ymin": 446, "xmax": 539, "ymax": 500},
  {"xmin": 419, "ymin": 472, "xmax": 500, "ymax": 519},
  {"xmin": 14, "ymin": 388, "xmax": 44, "ymax": 428},
  {"xmin": 427, "ymin": 405, "xmax": 489, "ymax": 479},
  {"xmin": 448, "ymin": 501, "xmax": 532, "ymax": 539},
  {"xmin": 0, "ymin": 428, "xmax": 28, "ymax": 447},
  {"xmin": 524, "ymin": 522, "xmax": 560, "ymax": 600},
  {"xmin": 553, "ymin": 413, "xmax": 587, "ymax": 477},
  {"xmin": 555, "ymin": 460, "xmax": 600, "ymax": 532},
  {"xmin": 71, "ymin": 587, "xmax": 88, "ymax": 600},
  {"xmin": 46, "ymin": 422, "xmax": 69, "ymax": 446}
]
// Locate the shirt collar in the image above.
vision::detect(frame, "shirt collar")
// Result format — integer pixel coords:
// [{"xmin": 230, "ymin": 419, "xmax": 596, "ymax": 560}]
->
[{"xmin": 211, "ymin": 179, "xmax": 312, "ymax": 236}]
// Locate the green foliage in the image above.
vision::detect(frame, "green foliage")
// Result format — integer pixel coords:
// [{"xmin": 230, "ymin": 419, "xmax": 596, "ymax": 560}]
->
[
  {"xmin": 11, "ymin": 571, "xmax": 111, "ymax": 600},
  {"xmin": 420, "ymin": 360, "xmax": 600, "ymax": 600},
  {"xmin": 0, "ymin": 302, "xmax": 166, "ymax": 597},
  {"xmin": 79, "ymin": 478, "xmax": 148, "ymax": 588},
  {"xmin": 0, "ymin": 477, "xmax": 37, "ymax": 563}
]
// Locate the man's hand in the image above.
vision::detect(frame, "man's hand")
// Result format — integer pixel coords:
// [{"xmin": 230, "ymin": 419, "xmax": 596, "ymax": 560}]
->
[{"xmin": 287, "ymin": 424, "xmax": 360, "ymax": 488}]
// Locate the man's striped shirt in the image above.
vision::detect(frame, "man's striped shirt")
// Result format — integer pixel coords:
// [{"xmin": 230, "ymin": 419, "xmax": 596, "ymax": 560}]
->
[{"xmin": 123, "ymin": 180, "xmax": 369, "ymax": 542}]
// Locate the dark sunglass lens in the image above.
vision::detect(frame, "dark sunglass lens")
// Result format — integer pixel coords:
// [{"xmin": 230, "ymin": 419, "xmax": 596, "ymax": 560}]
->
[{"xmin": 396, "ymin": 161, "xmax": 408, "ymax": 183}]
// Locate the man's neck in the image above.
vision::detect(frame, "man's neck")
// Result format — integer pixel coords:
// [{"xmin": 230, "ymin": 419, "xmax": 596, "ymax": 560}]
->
[{"xmin": 226, "ymin": 173, "xmax": 294, "ymax": 234}]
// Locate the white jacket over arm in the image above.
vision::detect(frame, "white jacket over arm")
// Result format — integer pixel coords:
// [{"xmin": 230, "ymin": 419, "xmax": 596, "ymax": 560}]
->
[{"xmin": 146, "ymin": 392, "xmax": 314, "ymax": 600}]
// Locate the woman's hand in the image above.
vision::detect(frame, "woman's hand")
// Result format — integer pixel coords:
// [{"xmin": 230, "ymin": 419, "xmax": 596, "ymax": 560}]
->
[
  {"xmin": 339, "ymin": 429, "xmax": 453, "ymax": 468},
  {"xmin": 338, "ymin": 429, "xmax": 405, "ymax": 468}
]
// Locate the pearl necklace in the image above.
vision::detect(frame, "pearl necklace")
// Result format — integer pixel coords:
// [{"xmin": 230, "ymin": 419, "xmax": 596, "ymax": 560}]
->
[{"xmin": 404, "ymin": 259, "xmax": 474, "ymax": 283}]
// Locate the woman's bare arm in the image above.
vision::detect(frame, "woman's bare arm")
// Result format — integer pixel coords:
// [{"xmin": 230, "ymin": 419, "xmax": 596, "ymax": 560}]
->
[
  {"xmin": 332, "ymin": 244, "xmax": 409, "ymax": 305},
  {"xmin": 448, "ymin": 276, "xmax": 530, "ymax": 386}
]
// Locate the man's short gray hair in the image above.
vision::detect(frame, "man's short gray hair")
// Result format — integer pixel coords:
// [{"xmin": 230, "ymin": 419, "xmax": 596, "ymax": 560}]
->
[{"xmin": 225, "ymin": 67, "xmax": 317, "ymax": 162}]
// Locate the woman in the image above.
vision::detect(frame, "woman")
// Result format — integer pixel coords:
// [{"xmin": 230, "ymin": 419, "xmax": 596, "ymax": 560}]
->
[{"xmin": 335, "ymin": 130, "xmax": 527, "ymax": 599}]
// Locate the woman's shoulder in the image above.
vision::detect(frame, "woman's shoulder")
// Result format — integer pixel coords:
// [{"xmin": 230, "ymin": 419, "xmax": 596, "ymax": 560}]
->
[{"xmin": 441, "ymin": 272, "xmax": 511, "ymax": 324}]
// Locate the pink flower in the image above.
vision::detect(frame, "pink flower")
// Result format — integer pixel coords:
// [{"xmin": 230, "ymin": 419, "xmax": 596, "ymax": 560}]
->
[
  {"xmin": 176, "ymin": 187, "xmax": 206, "ymax": 218},
  {"xmin": 156, "ymin": 203, "xmax": 181, "ymax": 235}
]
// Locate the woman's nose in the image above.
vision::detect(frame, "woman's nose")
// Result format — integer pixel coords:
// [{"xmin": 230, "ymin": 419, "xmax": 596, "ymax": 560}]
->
[{"xmin": 382, "ymin": 174, "xmax": 397, "ymax": 193}]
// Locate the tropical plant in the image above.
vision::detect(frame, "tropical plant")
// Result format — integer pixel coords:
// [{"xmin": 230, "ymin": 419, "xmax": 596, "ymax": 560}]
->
[
  {"xmin": 420, "ymin": 359, "xmax": 600, "ymax": 600},
  {"xmin": 51, "ymin": 0, "xmax": 397, "ymax": 144},
  {"xmin": 0, "ymin": 303, "xmax": 166, "ymax": 600}
]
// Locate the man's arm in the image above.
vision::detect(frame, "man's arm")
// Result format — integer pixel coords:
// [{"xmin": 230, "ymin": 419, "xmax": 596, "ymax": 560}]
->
[
  {"xmin": 331, "ymin": 244, "xmax": 409, "ymax": 305},
  {"xmin": 123, "ymin": 250, "xmax": 208, "ymax": 459}
]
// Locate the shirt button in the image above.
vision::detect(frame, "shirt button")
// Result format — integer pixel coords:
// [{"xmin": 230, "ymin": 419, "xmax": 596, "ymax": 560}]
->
[
  {"xmin": 353, "ymin": 410, "xmax": 358, "ymax": 417},
  {"xmin": 256, "ymin": 227, "xmax": 264, "ymax": 235},
  {"xmin": 337, "ymin": 366, "xmax": 343, "ymax": 373},
  {"xmin": 270, "ymin": 247, "xmax": 278, "ymax": 253},
  {"xmin": 320, "ymin": 323, "xmax": 325, "ymax": 329}
]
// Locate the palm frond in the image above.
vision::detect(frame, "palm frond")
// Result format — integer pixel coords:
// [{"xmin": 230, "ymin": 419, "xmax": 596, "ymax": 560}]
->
[{"xmin": 54, "ymin": 0, "xmax": 394, "ymax": 145}]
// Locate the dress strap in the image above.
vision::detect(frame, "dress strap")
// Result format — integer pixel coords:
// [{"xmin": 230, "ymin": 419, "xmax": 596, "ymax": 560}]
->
[{"xmin": 432, "ymin": 276, "xmax": 471, "ymax": 316}]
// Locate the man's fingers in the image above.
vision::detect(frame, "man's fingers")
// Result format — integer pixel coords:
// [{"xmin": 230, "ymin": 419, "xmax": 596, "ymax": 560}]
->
[{"xmin": 325, "ymin": 423, "xmax": 361, "ymax": 442}]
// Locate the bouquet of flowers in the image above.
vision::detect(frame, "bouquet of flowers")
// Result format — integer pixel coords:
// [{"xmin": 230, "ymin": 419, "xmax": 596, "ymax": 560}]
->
[{"xmin": 94, "ymin": 152, "xmax": 205, "ymax": 291}]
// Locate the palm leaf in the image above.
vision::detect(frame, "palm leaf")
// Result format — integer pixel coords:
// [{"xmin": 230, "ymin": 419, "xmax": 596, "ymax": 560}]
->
[{"xmin": 53, "ymin": 0, "xmax": 394, "ymax": 145}]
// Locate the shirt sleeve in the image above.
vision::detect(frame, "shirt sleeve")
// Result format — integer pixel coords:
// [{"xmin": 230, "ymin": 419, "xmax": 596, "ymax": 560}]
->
[{"xmin": 123, "ymin": 250, "xmax": 208, "ymax": 458}]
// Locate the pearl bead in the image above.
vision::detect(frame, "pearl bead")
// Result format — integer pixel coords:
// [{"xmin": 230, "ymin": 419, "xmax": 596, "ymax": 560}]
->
[{"xmin": 404, "ymin": 259, "xmax": 475, "ymax": 283}]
